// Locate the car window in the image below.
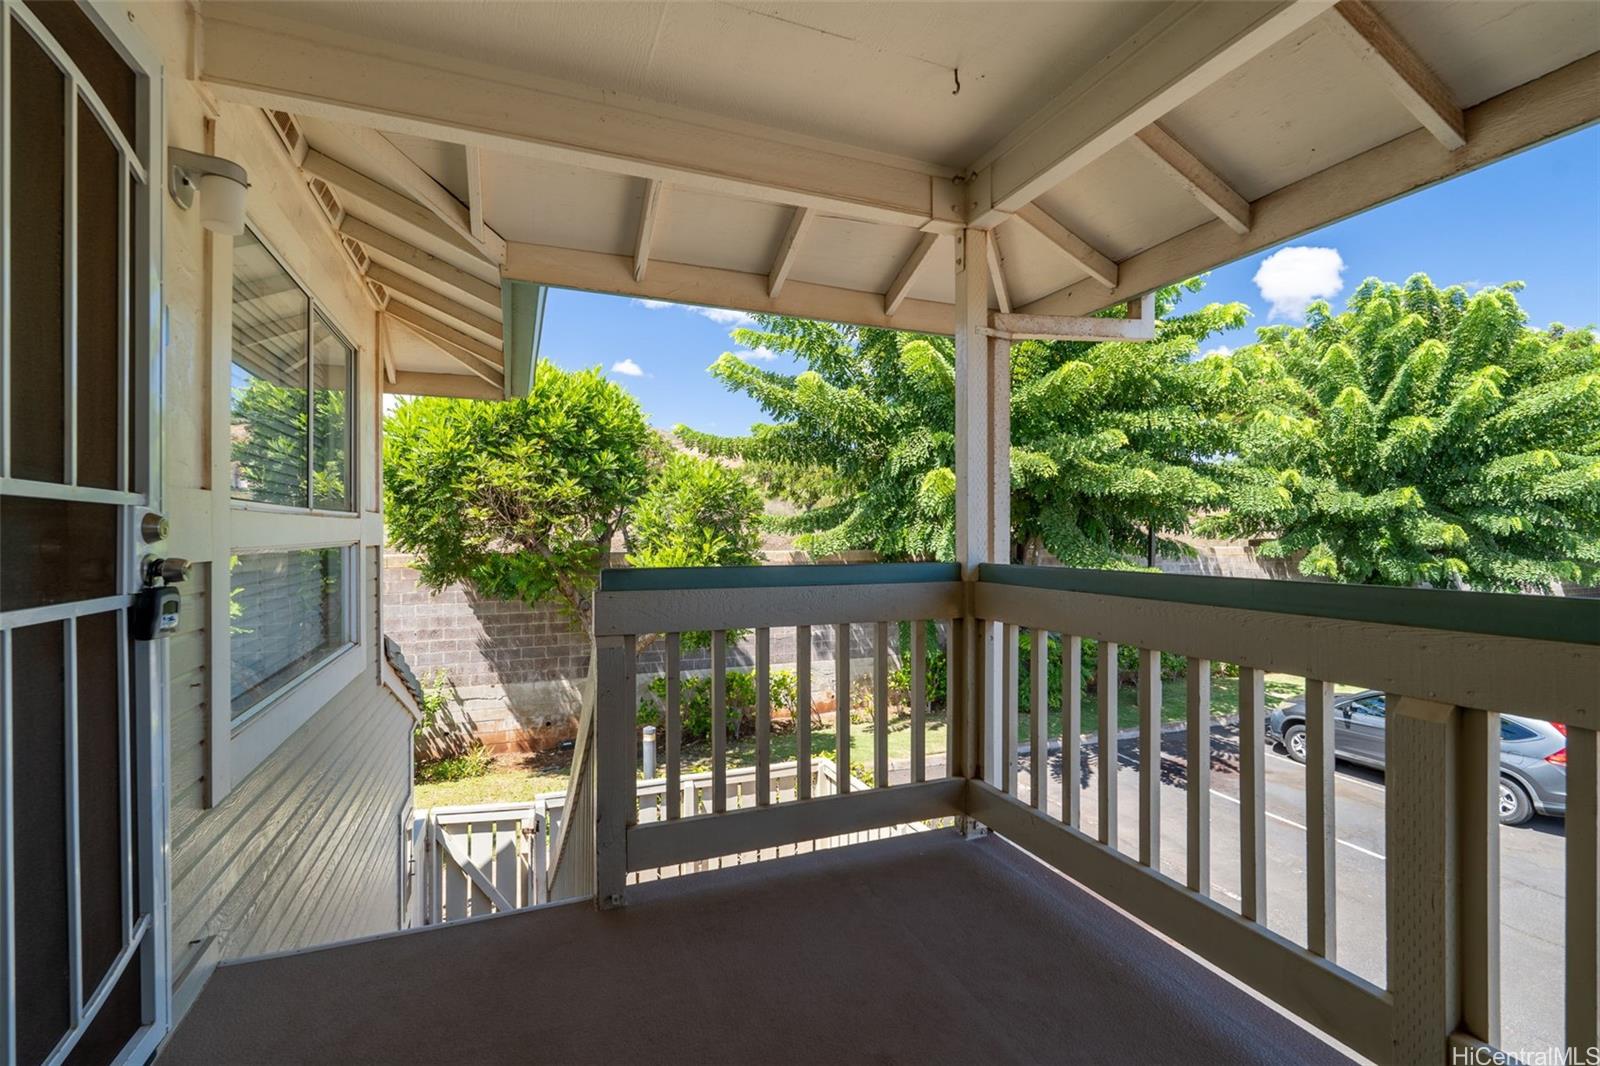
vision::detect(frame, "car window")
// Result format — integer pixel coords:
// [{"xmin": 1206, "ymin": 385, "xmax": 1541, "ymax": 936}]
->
[
  {"xmin": 1347, "ymin": 696, "xmax": 1386, "ymax": 718},
  {"xmin": 1500, "ymin": 719, "xmax": 1539, "ymax": 742}
]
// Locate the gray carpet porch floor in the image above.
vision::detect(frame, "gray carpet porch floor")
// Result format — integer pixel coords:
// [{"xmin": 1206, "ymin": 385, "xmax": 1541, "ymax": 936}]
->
[{"xmin": 159, "ymin": 831, "xmax": 1348, "ymax": 1065}]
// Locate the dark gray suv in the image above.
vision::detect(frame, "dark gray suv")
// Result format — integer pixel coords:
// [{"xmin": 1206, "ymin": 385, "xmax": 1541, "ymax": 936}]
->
[{"xmin": 1265, "ymin": 690, "xmax": 1568, "ymax": 825}]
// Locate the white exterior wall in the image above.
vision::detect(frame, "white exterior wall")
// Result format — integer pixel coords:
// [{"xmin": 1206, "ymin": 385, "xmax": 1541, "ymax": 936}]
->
[{"xmin": 126, "ymin": 1, "xmax": 414, "ymax": 984}]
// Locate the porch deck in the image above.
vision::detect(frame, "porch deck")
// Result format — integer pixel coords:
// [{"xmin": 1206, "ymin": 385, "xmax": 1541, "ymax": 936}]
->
[{"xmin": 160, "ymin": 830, "xmax": 1343, "ymax": 1065}]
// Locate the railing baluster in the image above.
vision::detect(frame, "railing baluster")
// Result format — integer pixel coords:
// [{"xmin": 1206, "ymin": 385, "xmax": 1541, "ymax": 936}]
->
[
  {"xmin": 1029, "ymin": 628, "xmax": 1047, "ymax": 811},
  {"xmin": 1238, "ymin": 666, "xmax": 1266, "ymax": 922},
  {"xmin": 1186, "ymin": 658, "xmax": 1211, "ymax": 895},
  {"xmin": 1003, "ymin": 623, "xmax": 1019, "ymax": 797},
  {"xmin": 712, "ymin": 630, "xmax": 727, "ymax": 814},
  {"xmin": 1097, "ymin": 641, "xmax": 1118, "ymax": 850},
  {"xmin": 874, "ymin": 620, "xmax": 889, "ymax": 788},
  {"xmin": 1460, "ymin": 707, "xmax": 1501, "ymax": 1045},
  {"xmin": 1138, "ymin": 648, "xmax": 1161, "ymax": 869},
  {"xmin": 593, "ymin": 634, "xmax": 635, "ymax": 909},
  {"xmin": 1568, "ymin": 725, "xmax": 1599, "ymax": 1057},
  {"xmin": 836, "ymin": 622, "xmax": 850, "ymax": 795},
  {"xmin": 1305, "ymin": 678, "xmax": 1336, "ymax": 959},
  {"xmin": 756, "ymin": 627, "xmax": 771, "ymax": 806},
  {"xmin": 1062, "ymin": 635, "xmax": 1082, "ymax": 829},
  {"xmin": 665, "ymin": 633, "xmax": 681, "ymax": 821},
  {"xmin": 948, "ymin": 616, "xmax": 967, "ymax": 782},
  {"xmin": 910, "ymin": 621, "xmax": 927, "ymax": 784},
  {"xmin": 797, "ymin": 625, "xmax": 812, "ymax": 800}
]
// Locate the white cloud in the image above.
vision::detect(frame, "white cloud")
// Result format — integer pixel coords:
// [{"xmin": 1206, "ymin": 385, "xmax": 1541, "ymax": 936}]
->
[
  {"xmin": 634, "ymin": 297, "xmax": 754, "ymax": 327},
  {"xmin": 1253, "ymin": 246, "xmax": 1345, "ymax": 320},
  {"xmin": 1201, "ymin": 345, "xmax": 1233, "ymax": 358},
  {"xmin": 734, "ymin": 346, "xmax": 778, "ymax": 362},
  {"xmin": 610, "ymin": 358, "xmax": 645, "ymax": 377}
]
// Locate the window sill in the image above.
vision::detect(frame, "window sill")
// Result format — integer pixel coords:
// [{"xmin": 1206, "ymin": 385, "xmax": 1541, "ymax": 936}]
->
[{"xmin": 226, "ymin": 641, "xmax": 368, "ymax": 793}]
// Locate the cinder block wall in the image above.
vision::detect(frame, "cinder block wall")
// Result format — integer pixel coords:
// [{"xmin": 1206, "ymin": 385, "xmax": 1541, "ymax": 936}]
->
[{"xmin": 384, "ymin": 551, "xmax": 900, "ymax": 753}]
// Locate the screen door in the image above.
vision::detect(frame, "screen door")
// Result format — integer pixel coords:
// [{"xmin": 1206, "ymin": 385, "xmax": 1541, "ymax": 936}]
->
[{"xmin": 1, "ymin": 2, "xmax": 165, "ymax": 1063}]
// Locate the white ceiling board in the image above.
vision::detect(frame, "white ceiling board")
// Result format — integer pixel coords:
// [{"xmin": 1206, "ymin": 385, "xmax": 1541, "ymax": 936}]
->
[
  {"xmin": 386, "ymin": 319, "xmax": 469, "ymax": 376},
  {"xmin": 385, "ymin": 132, "xmax": 470, "ymax": 202},
  {"xmin": 207, "ymin": 1, "xmax": 1166, "ymax": 169},
  {"xmin": 1033, "ymin": 140, "xmax": 1216, "ymax": 263},
  {"xmin": 481, "ymin": 153, "xmax": 640, "ymax": 256},
  {"xmin": 789, "ymin": 217, "xmax": 928, "ymax": 297},
  {"xmin": 653, "ymin": 186, "xmax": 794, "ymax": 277},
  {"xmin": 1372, "ymin": 1, "xmax": 1600, "ymax": 109},
  {"xmin": 994, "ymin": 215, "xmax": 1093, "ymax": 309},
  {"xmin": 1158, "ymin": 18, "xmax": 1421, "ymax": 203}
]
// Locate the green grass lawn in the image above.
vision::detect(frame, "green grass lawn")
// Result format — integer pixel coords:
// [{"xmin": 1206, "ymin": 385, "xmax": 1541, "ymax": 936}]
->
[{"xmin": 416, "ymin": 671, "xmax": 1360, "ymax": 806}]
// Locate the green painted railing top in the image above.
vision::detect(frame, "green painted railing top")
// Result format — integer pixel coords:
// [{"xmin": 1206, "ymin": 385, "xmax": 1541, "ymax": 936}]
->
[
  {"xmin": 599, "ymin": 562, "xmax": 961, "ymax": 593},
  {"xmin": 978, "ymin": 564, "xmax": 1600, "ymax": 646}
]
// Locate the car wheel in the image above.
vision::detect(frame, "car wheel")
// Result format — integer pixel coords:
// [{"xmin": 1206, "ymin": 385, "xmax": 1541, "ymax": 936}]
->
[
  {"xmin": 1498, "ymin": 777, "xmax": 1533, "ymax": 826},
  {"xmin": 1283, "ymin": 723, "xmax": 1308, "ymax": 764}
]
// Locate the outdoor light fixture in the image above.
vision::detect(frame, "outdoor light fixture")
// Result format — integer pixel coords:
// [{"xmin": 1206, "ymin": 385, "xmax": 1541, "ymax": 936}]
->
[{"xmin": 168, "ymin": 147, "xmax": 250, "ymax": 235}]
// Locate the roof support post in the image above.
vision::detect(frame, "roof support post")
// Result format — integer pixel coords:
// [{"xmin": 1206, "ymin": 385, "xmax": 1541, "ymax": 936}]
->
[{"xmin": 954, "ymin": 228, "xmax": 1009, "ymax": 796}]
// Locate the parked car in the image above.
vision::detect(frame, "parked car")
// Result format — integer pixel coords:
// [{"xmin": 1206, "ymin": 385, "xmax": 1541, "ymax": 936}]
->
[{"xmin": 1266, "ymin": 690, "xmax": 1567, "ymax": 825}]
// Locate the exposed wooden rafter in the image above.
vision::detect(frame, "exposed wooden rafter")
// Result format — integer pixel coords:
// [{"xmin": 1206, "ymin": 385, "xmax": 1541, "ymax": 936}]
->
[
  {"xmin": 1018, "ymin": 52, "xmax": 1599, "ymax": 317},
  {"xmin": 633, "ymin": 178, "xmax": 665, "ymax": 283},
  {"xmin": 386, "ymin": 301, "xmax": 503, "ymax": 375},
  {"xmin": 367, "ymin": 264, "xmax": 501, "ymax": 341},
  {"xmin": 1130, "ymin": 124, "xmax": 1251, "ymax": 235},
  {"xmin": 340, "ymin": 214, "xmax": 502, "ymax": 313},
  {"xmin": 388, "ymin": 370, "xmax": 501, "ymax": 400},
  {"xmin": 1327, "ymin": 0, "xmax": 1466, "ymax": 150},
  {"xmin": 464, "ymin": 145, "xmax": 487, "ymax": 242},
  {"xmin": 985, "ymin": 230, "xmax": 1012, "ymax": 315},
  {"xmin": 767, "ymin": 206, "xmax": 814, "ymax": 299},
  {"xmin": 885, "ymin": 232, "xmax": 941, "ymax": 317},
  {"xmin": 302, "ymin": 149, "xmax": 486, "ymax": 260},
  {"xmin": 1012, "ymin": 204, "xmax": 1117, "ymax": 289},
  {"xmin": 967, "ymin": 1, "xmax": 1334, "ymax": 224}
]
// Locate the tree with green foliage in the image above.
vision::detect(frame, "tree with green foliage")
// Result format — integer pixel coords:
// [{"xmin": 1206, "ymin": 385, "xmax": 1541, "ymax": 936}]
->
[
  {"xmin": 1200, "ymin": 276, "xmax": 1600, "ymax": 591},
  {"xmin": 626, "ymin": 451, "xmax": 763, "ymax": 570},
  {"xmin": 383, "ymin": 365, "xmax": 765, "ymax": 634},
  {"xmin": 231, "ymin": 378, "xmax": 348, "ymax": 509},
  {"xmin": 679, "ymin": 281, "xmax": 1251, "ymax": 567}
]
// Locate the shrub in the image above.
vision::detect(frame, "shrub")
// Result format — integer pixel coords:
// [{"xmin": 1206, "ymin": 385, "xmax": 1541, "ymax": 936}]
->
[
  {"xmin": 638, "ymin": 668, "xmax": 797, "ymax": 742},
  {"xmin": 415, "ymin": 745, "xmax": 492, "ymax": 784}
]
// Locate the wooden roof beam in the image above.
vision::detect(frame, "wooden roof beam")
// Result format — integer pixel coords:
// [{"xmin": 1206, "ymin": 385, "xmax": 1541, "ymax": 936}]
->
[
  {"xmin": 302, "ymin": 149, "xmax": 488, "ymax": 260},
  {"xmin": 1012, "ymin": 204, "xmax": 1117, "ymax": 289},
  {"xmin": 885, "ymin": 232, "xmax": 941, "ymax": 317},
  {"xmin": 1130, "ymin": 123, "xmax": 1251, "ymax": 234},
  {"xmin": 340, "ymin": 214, "xmax": 502, "ymax": 314},
  {"xmin": 366, "ymin": 264, "xmax": 501, "ymax": 341},
  {"xmin": 633, "ymin": 178, "xmax": 665, "ymax": 283},
  {"xmin": 767, "ymin": 206, "xmax": 815, "ymax": 299},
  {"xmin": 1016, "ymin": 52, "xmax": 1600, "ymax": 318},
  {"xmin": 966, "ymin": 1, "xmax": 1333, "ymax": 225},
  {"xmin": 387, "ymin": 370, "xmax": 501, "ymax": 401},
  {"xmin": 386, "ymin": 301, "xmax": 503, "ymax": 374},
  {"xmin": 987, "ymin": 292, "xmax": 1155, "ymax": 343},
  {"xmin": 986, "ymin": 230, "xmax": 1012, "ymax": 314},
  {"xmin": 1327, "ymin": 0, "xmax": 1466, "ymax": 150},
  {"xmin": 200, "ymin": 14, "xmax": 942, "ymax": 230},
  {"xmin": 387, "ymin": 310, "xmax": 505, "ymax": 390},
  {"xmin": 464, "ymin": 145, "xmax": 487, "ymax": 242}
]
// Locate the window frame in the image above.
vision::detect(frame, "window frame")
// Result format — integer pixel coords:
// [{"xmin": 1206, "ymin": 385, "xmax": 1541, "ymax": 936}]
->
[
  {"xmin": 227, "ymin": 224, "xmax": 359, "ymax": 516},
  {"xmin": 211, "ymin": 221, "xmax": 377, "ymax": 800}
]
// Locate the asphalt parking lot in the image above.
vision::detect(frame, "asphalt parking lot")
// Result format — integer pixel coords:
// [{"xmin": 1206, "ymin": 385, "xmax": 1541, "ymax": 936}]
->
[{"xmin": 999, "ymin": 721, "xmax": 1569, "ymax": 1059}]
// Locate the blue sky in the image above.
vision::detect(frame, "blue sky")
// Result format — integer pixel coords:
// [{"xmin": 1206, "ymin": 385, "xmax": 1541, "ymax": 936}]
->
[{"xmin": 536, "ymin": 126, "xmax": 1600, "ymax": 435}]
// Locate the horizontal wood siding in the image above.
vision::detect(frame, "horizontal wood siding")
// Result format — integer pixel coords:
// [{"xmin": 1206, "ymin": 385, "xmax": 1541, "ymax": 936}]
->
[{"xmin": 169, "ymin": 570, "xmax": 412, "ymax": 969}]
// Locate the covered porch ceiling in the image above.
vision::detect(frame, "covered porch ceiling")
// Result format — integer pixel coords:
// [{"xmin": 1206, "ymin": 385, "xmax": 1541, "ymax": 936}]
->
[{"xmin": 196, "ymin": 0, "xmax": 1600, "ymax": 398}]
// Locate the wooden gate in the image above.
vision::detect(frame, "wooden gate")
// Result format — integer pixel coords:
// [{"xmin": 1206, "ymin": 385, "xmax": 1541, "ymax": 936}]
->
[{"xmin": 415, "ymin": 804, "xmax": 547, "ymax": 925}]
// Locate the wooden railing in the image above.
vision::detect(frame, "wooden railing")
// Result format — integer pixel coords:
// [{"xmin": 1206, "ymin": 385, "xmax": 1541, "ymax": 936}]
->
[{"xmin": 566, "ymin": 561, "xmax": 1598, "ymax": 1063}]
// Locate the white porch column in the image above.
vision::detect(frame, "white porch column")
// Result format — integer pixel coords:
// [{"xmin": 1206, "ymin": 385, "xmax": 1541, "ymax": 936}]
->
[{"xmin": 953, "ymin": 227, "xmax": 1009, "ymax": 788}]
